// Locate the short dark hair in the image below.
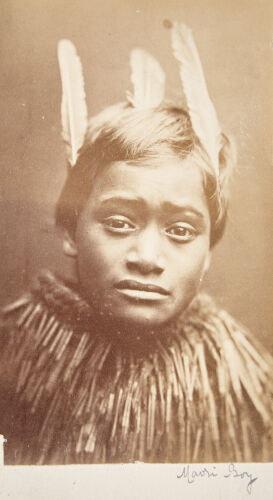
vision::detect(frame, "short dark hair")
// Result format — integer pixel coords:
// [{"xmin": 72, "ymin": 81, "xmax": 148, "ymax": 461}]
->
[{"xmin": 56, "ymin": 102, "xmax": 236, "ymax": 247}]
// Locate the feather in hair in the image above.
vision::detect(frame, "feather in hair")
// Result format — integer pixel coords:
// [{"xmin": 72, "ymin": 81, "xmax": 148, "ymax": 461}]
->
[
  {"xmin": 126, "ymin": 48, "xmax": 165, "ymax": 108},
  {"xmin": 58, "ymin": 40, "xmax": 88, "ymax": 166},
  {"xmin": 171, "ymin": 22, "xmax": 221, "ymax": 176}
]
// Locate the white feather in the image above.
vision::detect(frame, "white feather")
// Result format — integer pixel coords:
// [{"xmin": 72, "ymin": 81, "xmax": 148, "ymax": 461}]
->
[
  {"xmin": 58, "ymin": 40, "xmax": 88, "ymax": 166},
  {"xmin": 127, "ymin": 48, "xmax": 165, "ymax": 108},
  {"xmin": 171, "ymin": 23, "xmax": 221, "ymax": 175}
]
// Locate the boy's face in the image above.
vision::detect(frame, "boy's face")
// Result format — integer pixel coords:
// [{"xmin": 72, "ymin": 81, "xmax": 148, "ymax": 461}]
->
[{"xmin": 65, "ymin": 157, "xmax": 211, "ymax": 329}]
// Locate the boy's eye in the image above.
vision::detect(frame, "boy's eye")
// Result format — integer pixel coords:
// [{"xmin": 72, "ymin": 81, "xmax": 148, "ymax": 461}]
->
[
  {"xmin": 166, "ymin": 223, "xmax": 197, "ymax": 242},
  {"xmin": 103, "ymin": 216, "xmax": 135, "ymax": 233}
]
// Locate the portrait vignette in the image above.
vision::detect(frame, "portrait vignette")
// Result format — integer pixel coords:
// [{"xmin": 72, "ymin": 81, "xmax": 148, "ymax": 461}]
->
[{"xmin": 0, "ymin": 0, "xmax": 272, "ymax": 497}]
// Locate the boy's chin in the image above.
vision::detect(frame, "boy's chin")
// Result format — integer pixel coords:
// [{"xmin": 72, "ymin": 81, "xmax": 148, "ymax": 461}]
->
[
  {"xmin": 88, "ymin": 292, "xmax": 189, "ymax": 333},
  {"xmin": 105, "ymin": 305, "xmax": 180, "ymax": 333}
]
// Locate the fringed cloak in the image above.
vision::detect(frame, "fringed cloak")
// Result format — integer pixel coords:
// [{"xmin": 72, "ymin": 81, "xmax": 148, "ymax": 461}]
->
[{"xmin": 0, "ymin": 271, "xmax": 272, "ymax": 464}]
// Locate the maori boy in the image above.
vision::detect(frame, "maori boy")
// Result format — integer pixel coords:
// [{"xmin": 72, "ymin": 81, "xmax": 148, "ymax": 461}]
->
[{"xmin": 0, "ymin": 23, "xmax": 272, "ymax": 464}]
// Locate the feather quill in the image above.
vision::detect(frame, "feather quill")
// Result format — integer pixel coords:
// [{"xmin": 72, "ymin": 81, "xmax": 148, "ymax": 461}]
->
[
  {"xmin": 127, "ymin": 48, "xmax": 165, "ymax": 108},
  {"xmin": 57, "ymin": 40, "xmax": 88, "ymax": 166},
  {"xmin": 171, "ymin": 23, "xmax": 221, "ymax": 176}
]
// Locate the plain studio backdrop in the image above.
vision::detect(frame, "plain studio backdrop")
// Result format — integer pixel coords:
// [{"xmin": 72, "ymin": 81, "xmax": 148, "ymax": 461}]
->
[{"xmin": 0, "ymin": 0, "xmax": 272, "ymax": 351}]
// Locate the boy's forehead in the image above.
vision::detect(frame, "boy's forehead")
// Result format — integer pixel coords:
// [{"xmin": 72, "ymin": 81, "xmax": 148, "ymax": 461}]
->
[{"xmin": 88, "ymin": 159, "xmax": 209, "ymax": 215}]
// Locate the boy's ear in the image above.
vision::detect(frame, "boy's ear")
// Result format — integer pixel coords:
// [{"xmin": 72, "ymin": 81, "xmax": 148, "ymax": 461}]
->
[{"xmin": 62, "ymin": 231, "xmax": 78, "ymax": 258}]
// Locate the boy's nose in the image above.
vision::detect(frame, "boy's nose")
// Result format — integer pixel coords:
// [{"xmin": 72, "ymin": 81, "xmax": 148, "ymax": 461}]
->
[{"xmin": 126, "ymin": 224, "xmax": 164, "ymax": 275}]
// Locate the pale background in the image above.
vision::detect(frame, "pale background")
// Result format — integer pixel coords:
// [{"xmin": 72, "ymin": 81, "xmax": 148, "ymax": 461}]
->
[
  {"xmin": 0, "ymin": 0, "xmax": 272, "ymax": 350},
  {"xmin": 0, "ymin": 463, "xmax": 273, "ymax": 500}
]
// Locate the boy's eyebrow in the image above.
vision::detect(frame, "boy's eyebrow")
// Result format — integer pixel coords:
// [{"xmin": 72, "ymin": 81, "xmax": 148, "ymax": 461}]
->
[
  {"xmin": 161, "ymin": 201, "xmax": 205, "ymax": 220},
  {"xmin": 97, "ymin": 195, "xmax": 205, "ymax": 219},
  {"xmin": 99, "ymin": 194, "xmax": 144, "ymax": 205}
]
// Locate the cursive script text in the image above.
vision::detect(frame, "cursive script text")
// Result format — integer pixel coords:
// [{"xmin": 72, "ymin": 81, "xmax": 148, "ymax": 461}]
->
[{"xmin": 177, "ymin": 463, "xmax": 258, "ymax": 495}]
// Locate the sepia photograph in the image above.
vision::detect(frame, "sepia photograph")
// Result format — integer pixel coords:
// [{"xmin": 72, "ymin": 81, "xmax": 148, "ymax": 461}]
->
[{"xmin": 0, "ymin": 0, "xmax": 272, "ymax": 483}]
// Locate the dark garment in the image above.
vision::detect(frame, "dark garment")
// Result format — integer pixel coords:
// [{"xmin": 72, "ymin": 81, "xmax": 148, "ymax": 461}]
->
[{"xmin": 0, "ymin": 271, "xmax": 272, "ymax": 464}]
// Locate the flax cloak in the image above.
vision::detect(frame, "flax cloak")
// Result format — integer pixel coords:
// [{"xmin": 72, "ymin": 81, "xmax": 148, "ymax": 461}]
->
[{"xmin": 0, "ymin": 271, "xmax": 272, "ymax": 464}]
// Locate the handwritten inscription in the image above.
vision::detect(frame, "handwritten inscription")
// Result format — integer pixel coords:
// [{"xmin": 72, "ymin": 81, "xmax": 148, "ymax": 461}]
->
[
  {"xmin": 177, "ymin": 463, "xmax": 258, "ymax": 495},
  {"xmin": 224, "ymin": 463, "xmax": 258, "ymax": 495},
  {"xmin": 177, "ymin": 464, "xmax": 218, "ymax": 481}
]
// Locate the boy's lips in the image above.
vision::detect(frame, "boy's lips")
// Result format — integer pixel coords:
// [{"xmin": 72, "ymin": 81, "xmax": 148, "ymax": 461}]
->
[{"xmin": 114, "ymin": 280, "xmax": 170, "ymax": 301}]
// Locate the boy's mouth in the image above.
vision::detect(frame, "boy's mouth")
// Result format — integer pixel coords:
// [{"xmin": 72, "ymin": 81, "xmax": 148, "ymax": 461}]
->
[{"xmin": 115, "ymin": 280, "xmax": 170, "ymax": 301}]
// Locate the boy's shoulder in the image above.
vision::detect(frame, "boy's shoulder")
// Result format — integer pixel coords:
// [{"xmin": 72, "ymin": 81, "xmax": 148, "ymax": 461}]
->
[
  {"xmin": 1, "ymin": 270, "xmax": 93, "ymax": 331},
  {"xmin": 179, "ymin": 292, "xmax": 273, "ymax": 414}
]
